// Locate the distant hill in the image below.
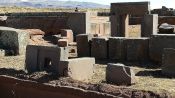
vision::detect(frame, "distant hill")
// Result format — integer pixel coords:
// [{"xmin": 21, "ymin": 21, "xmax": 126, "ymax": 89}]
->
[{"xmin": 0, "ymin": 0, "xmax": 109, "ymax": 8}]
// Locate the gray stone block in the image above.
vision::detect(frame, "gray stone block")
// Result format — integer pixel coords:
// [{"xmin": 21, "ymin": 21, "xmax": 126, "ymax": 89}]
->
[
  {"xmin": 162, "ymin": 48, "xmax": 175, "ymax": 76},
  {"xmin": 59, "ymin": 57, "xmax": 95, "ymax": 81},
  {"xmin": 76, "ymin": 34, "xmax": 94, "ymax": 57},
  {"xmin": 91, "ymin": 37, "xmax": 108, "ymax": 59},
  {"xmin": 108, "ymin": 37, "xmax": 126, "ymax": 61},
  {"xmin": 25, "ymin": 45, "xmax": 68, "ymax": 73},
  {"xmin": 0, "ymin": 26, "xmax": 29, "ymax": 55},
  {"xmin": 150, "ymin": 34, "xmax": 175, "ymax": 63},
  {"xmin": 126, "ymin": 38, "xmax": 149, "ymax": 61},
  {"xmin": 106, "ymin": 63, "xmax": 135, "ymax": 85}
]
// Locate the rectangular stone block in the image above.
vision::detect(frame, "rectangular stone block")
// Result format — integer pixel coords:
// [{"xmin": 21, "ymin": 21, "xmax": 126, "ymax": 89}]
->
[
  {"xmin": 111, "ymin": 2, "xmax": 150, "ymax": 15},
  {"xmin": 108, "ymin": 37, "xmax": 126, "ymax": 61},
  {"xmin": 150, "ymin": 34, "xmax": 175, "ymax": 63},
  {"xmin": 162, "ymin": 48, "xmax": 175, "ymax": 76},
  {"xmin": 141, "ymin": 14, "xmax": 158, "ymax": 37},
  {"xmin": 58, "ymin": 39, "xmax": 68, "ymax": 47},
  {"xmin": 106, "ymin": 63, "xmax": 135, "ymax": 85},
  {"xmin": 0, "ymin": 49, "xmax": 5, "ymax": 57},
  {"xmin": 0, "ymin": 26, "xmax": 29, "ymax": 55},
  {"xmin": 59, "ymin": 57, "xmax": 95, "ymax": 81},
  {"xmin": 25, "ymin": 45, "xmax": 68, "ymax": 73},
  {"xmin": 60, "ymin": 29, "xmax": 74, "ymax": 43},
  {"xmin": 126, "ymin": 38, "xmax": 149, "ymax": 61},
  {"xmin": 76, "ymin": 34, "xmax": 94, "ymax": 57},
  {"xmin": 91, "ymin": 37, "xmax": 108, "ymax": 59}
]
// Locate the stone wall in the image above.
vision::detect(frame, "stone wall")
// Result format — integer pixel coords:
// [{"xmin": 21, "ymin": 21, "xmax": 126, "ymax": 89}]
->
[
  {"xmin": 150, "ymin": 34, "xmax": 175, "ymax": 63},
  {"xmin": 5, "ymin": 12, "xmax": 89, "ymax": 36}
]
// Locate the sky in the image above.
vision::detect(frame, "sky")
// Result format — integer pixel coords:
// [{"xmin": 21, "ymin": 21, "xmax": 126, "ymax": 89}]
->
[
  {"xmin": 64, "ymin": 0, "xmax": 175, "ymax": 9},
  {"xmin": 20, "ymin": 0, "xmax": 175, "ymax": 9}
]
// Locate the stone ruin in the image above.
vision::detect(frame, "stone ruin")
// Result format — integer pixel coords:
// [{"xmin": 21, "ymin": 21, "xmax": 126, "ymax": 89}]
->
[
  {"xmin": 1, "ymin": 1, "xmax": 175, "ymax": 87},
  {"xmin": 0, "ymin": 26, "xmax": 29, "ymax": 56}
]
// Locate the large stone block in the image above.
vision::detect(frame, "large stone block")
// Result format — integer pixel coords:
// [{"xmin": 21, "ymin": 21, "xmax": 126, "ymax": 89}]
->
[
  {"xmin": 126, "ymin": 38, "xmax": 149, "ymax": 61},
  {"xmin": 106, "ymin": 63, "xmax": 135, "ymax": 85},
  {"xmin": 60, "ymin": 29, "xmax": 74, "ymax": 43},
  {"xmin": 76, "ymin": 34, "xmax": 94, "ymax": 57},
  {"xmin": 162, "ymin": 48, "xmax": 175, "ymax": 76},
  {"xmin": 25, "ymin": 45, "xmax": 68, "ymax": 73},
  {"xmin": 59, "ymin": 57, "xmax": 95, "ymax": 81},
  {"xmin": 108, "ymin": 37, "xmax": 126, "ymax": 61},
  {"xmin": 0, "ymin": 26, "xmax": 29, "ymax": 55},
  {"xmin": 111, "ymin": 2, "xmax": 150, "ymax": 15},
  {"xmin": 91, "ymin": 37, "xmax": 108, "ymax": 59},
  {"xmin": 150, "ymin": 34, "xmax": 175, "ymax": 63},
  {"xmin": 141, "ymin": 14, "xmax": 158, "ymax": 37},
  {"xmin": 58, "ymin": 39, "xmax": 68, "ymax": 47}
]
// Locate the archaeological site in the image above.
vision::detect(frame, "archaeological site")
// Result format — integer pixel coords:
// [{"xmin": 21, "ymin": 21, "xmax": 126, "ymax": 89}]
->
[{"xmin": 0, "ymin": 1, "xmax": 175, "ymax": 98}]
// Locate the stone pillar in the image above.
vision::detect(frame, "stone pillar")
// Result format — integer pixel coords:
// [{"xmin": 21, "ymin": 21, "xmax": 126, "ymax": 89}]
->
[
  {"xmin": 141, "ymin": 14, "xmax": 158, "ymax": 37},
  {"xmin": 76, "ymin": 34, "xmax": 94, "ymax": 57},
  {"xmin": 111, "ymin": 14, "xmax": 129, "ymax": 37},
  {"xmin": 121, "ymin": 14, "xmax": 129, "ymax": 37}
]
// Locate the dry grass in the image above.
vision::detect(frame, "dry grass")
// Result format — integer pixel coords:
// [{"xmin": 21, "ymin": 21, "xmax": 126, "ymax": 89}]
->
[
  {"xmin": 0, "ymin": 55, "xmax": 25, "ymax": 70},
  {"xmin": 0, "ymin": 6, "xmax": 109, "ymax": 13},
  {"xmin": 92, "ymin": 63, "xmax": 175, "ymax": 96}
]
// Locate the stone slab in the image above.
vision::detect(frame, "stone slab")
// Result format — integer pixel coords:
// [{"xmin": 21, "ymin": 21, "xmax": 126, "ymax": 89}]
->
[
  {"xmin": 58, "ymin": 57, "xmax": 95, "ymax": 81},
  {"xmin": 111, "ymin": 2, "xmax": 150, "ymax": 15},
  {"xmin": 106, "ymin": 63, "xmax": 135, "ymax": 85}
]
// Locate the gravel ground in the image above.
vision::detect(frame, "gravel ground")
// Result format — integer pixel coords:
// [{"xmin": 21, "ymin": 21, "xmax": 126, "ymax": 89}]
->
[{"xmin": 0, "ymin": 56, "xmax": 175, "ymax": 97}]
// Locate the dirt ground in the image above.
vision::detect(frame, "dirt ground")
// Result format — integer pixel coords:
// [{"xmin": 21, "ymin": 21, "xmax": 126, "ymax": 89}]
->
[{"xmin": 0, "ymin": 56, "xmax": 174, "ymax": 97}]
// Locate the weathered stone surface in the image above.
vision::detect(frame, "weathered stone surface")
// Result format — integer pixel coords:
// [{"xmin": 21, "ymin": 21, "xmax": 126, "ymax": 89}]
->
[
  {"xmin": 111, "ymin": 2, "xmax": 150, "ymax": 15},
  {"xmin": 6, "ymin": 12, "xmax": 90, "ymax": 36},
  {"xmin": 159, "ymin": 23, "xmax": 174, "ymax": 34},
  {"xmin": 162, "ymin": 48, "xmax": 175, "ymax": 76},
  {"xmin": 126, "ymin": 38, "xmax": 149, "ymax": 61},
  {"xmin": 0, "ymin": 16, "xmax": 7, "ymax": 26},
  {"xmin": 58, "ymin": 39, "xmax": 68, "ymax": 47},
  {"xmin": 60, "ymin": 29, "xmax": 74, "ymax": 43},
  {"xmin": 0, "ymin": 49, "xmax": 5, "ymax": 57},
  {"xmin": 59, "ymin": 57, "xmax": 95, "ymax": 81},
  {"xmin": 150, "ymin": 34, "xmax": 175, "ymax": 63},
  {"xmin": 91, "ymin": 37, "xmax": 108, "ymax": 59},
  {"xmin": 106, "ymin": 63, "xmax": 135, "ymax": 85},
  {"xmin": 108, "ymin": 37, "xmax": 126, "ymax": 61},
  {"xmin": 141, "ymin": 14, "xmax": 158, "ymax": 37},
  {"xmin": 25, "ymin": 45, "xmax": 68, "ymax": 73},
  {"xmin": 0, "ymin": 26, "xmax": 29, "ymax": 55},
  {"xmin": 23, "ymin": 29, "xmax": 45, "ymax": 36},
  {"xmin": 76, "ymin": 34, "xmax": 95, "ymax": 57}
]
